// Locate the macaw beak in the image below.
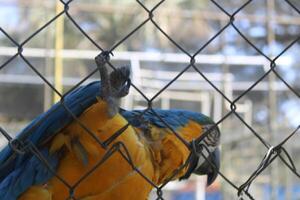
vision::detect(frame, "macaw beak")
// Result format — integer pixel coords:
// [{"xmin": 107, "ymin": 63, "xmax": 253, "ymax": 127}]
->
[{"xmin": 193, "ymin": 147, "xmax": 220, "ymax": 186}]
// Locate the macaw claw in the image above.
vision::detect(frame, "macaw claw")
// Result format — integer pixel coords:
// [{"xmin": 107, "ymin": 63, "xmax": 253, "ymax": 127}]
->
[
  {"xmin": 110, "ymin": 66, "xmax": 131, "ymax": 98},
  {"xmin": 95, "ymin": 52, "xmax": 131, "ymax": 118},
  {"xmin": 95, "ymin": 51, "xmax": 110, "ymax": 66}
]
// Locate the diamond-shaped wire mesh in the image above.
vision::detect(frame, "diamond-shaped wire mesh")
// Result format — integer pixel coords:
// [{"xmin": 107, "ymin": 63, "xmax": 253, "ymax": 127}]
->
[{"xmin": 0, "ymin": 0, "xmax": 300, "ymax": 199}]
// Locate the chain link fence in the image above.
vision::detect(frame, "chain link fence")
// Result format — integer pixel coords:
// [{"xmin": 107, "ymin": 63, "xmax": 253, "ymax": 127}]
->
[{"xmin": 0, "ymin": 0, "xmax": 300, "ymax": 199}]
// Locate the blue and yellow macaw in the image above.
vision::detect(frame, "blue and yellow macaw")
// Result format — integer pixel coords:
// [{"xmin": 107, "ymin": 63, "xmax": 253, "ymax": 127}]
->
[{"xmin": 0, "ymin": 54, "xmax": 220, "ymax": 200}]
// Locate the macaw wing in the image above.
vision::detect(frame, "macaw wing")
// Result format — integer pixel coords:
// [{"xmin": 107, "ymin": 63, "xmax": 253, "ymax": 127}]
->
[
  {"xmin": 0, "ymin": 81, "xmax": 102, "ymax": 199},
  {"xmin": 120, "ymin": 109, "xmax": 215, "ymax": 130}
]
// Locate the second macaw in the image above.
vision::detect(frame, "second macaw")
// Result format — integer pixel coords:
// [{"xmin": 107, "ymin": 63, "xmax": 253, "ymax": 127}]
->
[{"xmin": 0, "ymin": 54, "xmax": 221, "ymax": 200}]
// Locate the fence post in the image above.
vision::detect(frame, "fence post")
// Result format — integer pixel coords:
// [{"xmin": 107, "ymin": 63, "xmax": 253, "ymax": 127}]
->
[
  {"xmin": 267, "ymin": 0, "xmax": 279, "ymax": 199},
  {"xmin": 54, "ymin": 0, "xmax": 64, "ymax": 103}
]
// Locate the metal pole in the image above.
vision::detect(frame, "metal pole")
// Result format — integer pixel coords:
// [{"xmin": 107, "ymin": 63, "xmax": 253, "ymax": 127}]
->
[
  {"xmin": 266, "ymin": 1, "xmax": 279, "ymax": 199},
  {"xmin": 196, "ymin": 176, "xmax": 206, "ymax": 200},
  {"xmin": 43, "ymin": 4, "xmax": 53, "ymax": 111},
  {"xmin": 53, "ymin": 0, "xmax": 64, "ymax": 103}
]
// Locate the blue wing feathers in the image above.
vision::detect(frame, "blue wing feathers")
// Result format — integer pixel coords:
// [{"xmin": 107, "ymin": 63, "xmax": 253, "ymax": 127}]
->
[
  {"xmin": 121, "ymin": 109, "xmax": 214, "ymax": 130},
  {"xmin": 0, "ymin": 149, "xmax": 59, "ymax": 200},
  {"xmin": 0, "ymin": 81, "xmax": 101, "ymax": 199}
]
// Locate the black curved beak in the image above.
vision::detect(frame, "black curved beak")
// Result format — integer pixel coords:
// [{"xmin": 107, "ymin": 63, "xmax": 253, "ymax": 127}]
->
[{"xmin": 193, "ymin": 147, "xmax": 220, "ymax": 186}]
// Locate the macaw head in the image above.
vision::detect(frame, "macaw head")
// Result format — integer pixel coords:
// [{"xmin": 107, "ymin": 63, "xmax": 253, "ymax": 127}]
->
[
  {"xmin": 126, "ymin": 109, "xmax": 220, "ymax": 186},
  {"xmin": 178, "ymin": 123, "xmax": 221, "ymax": 186}
]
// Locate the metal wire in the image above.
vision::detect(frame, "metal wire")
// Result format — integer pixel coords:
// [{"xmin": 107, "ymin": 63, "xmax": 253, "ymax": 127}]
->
[{"xmin": 0, "ymin": 0, "xmax": 299, "ymax": 199}]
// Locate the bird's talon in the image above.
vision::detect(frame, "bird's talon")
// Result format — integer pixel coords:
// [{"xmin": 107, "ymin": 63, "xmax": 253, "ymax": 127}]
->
[
  {"xmin": 95, "ymin": 51, "xmax": 110, "ymax": 66},
  {"xmin": 109, "ymin": 66, "xmax": 131, "ymax": 98},
  {"xmin": 117, "ymin": 79, "xmax": 131, "ymax": 97}
]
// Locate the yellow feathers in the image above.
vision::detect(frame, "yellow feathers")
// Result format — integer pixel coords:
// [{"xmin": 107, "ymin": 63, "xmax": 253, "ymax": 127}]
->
[
  {"xmin": 19, "ymin": 186, "xmax": 52, "ymax": 200},
  {"xmin": 178, "ymin": 120, "xmax": 203, "ymax": 142},
  {"xmin": 49, "ymin": 133, "xmax": 71, "ymax": 154}
]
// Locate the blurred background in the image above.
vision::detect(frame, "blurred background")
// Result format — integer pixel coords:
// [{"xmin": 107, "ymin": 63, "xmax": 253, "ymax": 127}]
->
[{"xmin": 0, "ymin": 0, "xmax": 300, "ymax": 199}]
